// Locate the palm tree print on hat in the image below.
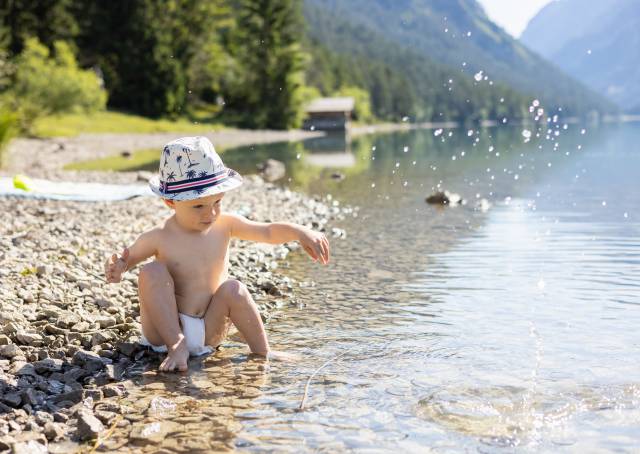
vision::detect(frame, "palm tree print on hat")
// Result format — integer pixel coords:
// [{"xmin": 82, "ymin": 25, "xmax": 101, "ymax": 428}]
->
[
  {"xmin": 167, "ymin": 171, "xmax": 176, "ymax": 181},
  {"xmin": 176, "ymin": 155, "xmax": 184, "ymax": 176},
  {"xmin": 163, "ymin": 146, "xmax": 171, "ymax": 167},
  {"xmin": 198, "ymin": 170, "xmax": 208, "ymax": 178},
  {"xmin": 186, "ymin": 169, "xmax": 197, "ymax": 180},
  {"xmin": 182, "ymin": 147, "xmax": 199, "ymax": 168}
]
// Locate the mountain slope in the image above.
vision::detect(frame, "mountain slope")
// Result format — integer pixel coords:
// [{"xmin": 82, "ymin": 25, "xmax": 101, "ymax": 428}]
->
[
  {"xmin": 521, "ymin": 0, "xmax": 640, "ymax": 111},
  {"xmin": 304, "ymin": 2, "xmax": 531, "ymax": 123},
  {"xmin": 305, "ymin": 0, "xmax": 613, "ymax": 115}
]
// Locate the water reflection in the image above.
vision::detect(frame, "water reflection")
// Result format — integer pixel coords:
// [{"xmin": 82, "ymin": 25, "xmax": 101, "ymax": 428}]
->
[
  {"xmin": 98, "ymin": 123, "xmax": 640, "ymax": 452},
  {"xmin": 233, "ymin": 123, "xmax": 640, "ymax": 451}
]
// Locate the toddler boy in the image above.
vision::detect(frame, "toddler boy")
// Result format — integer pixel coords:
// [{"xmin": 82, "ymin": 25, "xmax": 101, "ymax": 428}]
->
[{"xmin": 105, "ymin": 136, "xmax": 329, "ymax": 371}]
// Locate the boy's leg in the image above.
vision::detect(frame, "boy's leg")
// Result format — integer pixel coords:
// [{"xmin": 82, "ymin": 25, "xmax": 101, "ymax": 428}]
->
[
  {"xmin": 203, "ymin": 279, "xmax": 269, "ymax": 355},
  {"xmin": 138, "ymin": 262, "xmax": 189, "ymax": 371}
]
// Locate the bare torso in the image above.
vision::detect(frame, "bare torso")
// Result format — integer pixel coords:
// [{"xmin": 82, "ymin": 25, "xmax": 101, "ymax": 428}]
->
[{"xmin": 154, "ymin": 215, "xmax": 231, "ymax": 317}]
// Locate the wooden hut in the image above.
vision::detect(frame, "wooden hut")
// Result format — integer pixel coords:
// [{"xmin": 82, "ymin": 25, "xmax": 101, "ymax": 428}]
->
[{"xmin": 303, "ymin": 97, "xmax": 355, "ymax": 131}]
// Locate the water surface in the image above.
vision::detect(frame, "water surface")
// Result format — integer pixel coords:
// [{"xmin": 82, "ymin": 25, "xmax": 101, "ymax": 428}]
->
[{"xmin": 107, "ymin": 123, "xmax": 640, "ymax": 452}]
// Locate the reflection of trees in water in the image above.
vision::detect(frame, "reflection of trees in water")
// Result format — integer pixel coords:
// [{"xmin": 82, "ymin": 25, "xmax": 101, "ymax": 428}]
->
[{"xmin": 213, "ymin": 124, "xmax": 609, "ymax": 197}]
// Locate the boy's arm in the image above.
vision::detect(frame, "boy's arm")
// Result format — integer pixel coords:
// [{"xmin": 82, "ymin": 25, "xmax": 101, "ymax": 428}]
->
[
  {"xmin": 226, "ymin": 213, "xmax": 330, "ymax": 264},
  {"xmin": 121, "ymin": 229, "xmax": 159, "ymax": 271},
  {"xmin": 105, "ymin": 229, "xmax": 159, "ymax": 283}
]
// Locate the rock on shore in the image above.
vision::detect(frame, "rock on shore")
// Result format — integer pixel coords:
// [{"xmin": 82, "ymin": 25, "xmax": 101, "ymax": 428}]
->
[{"xmin": 0, "ymin": 173, "xmax": 348, "ymax": 449}]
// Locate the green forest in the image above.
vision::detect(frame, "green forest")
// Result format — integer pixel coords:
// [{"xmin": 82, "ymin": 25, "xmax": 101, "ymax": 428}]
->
[{"xmin": 0, "ymin": 0, "xmax": 598, "ymax": 135}]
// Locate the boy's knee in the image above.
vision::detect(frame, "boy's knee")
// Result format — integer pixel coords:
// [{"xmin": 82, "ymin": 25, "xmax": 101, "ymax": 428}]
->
[
  {"xmin": 218, "ymin": 279, "xmax": 250, "ymax": 302},
  {"xmin": 138, "ymin": 261, "xmax": 171, "ymax": 287}
]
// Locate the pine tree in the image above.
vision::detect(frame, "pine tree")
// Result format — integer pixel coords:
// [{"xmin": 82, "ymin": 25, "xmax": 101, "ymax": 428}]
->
[{"xmin": 231, "ymin": 0, "xmax": 306, "ymax": 129}]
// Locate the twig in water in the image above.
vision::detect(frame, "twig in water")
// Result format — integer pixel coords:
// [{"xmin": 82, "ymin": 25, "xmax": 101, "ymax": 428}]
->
[
  {"xmin": 298, "ymin": 339, "xmax": 396, "ymax": 411},
  {"xmin": 298, "ymin": 348, "xmax": 353, "ymax": 411}
]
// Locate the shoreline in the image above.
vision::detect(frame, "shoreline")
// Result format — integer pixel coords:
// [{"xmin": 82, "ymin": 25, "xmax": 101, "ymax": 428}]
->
[{"xmin": 2, "ymin": 129, "xmax": 326, "ymax": 181}]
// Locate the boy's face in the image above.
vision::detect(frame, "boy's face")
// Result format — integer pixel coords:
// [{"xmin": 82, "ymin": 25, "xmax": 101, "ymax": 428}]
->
[{"xmin": 164, "ymin": 193, "xmax": 225, "ymax": 232}]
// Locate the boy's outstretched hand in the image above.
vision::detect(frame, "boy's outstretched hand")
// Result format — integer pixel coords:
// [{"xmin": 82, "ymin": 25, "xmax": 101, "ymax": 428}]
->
[
  {"xmin": 298, "ymin": 229, "xmax": 330, "ymax": 265},
  {"xmin": 105, "ymin": 248, "xmax": 130, "ymax": 283}
]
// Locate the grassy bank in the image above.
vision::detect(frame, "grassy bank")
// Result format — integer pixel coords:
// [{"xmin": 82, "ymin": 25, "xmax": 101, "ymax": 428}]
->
[
  {"xmin": 63, "ymin": 148, "xmax": 160, "ymax": 172},
  {"xmin": 32, "ymin": 111, "xmax": 223, "ymax": 138}
]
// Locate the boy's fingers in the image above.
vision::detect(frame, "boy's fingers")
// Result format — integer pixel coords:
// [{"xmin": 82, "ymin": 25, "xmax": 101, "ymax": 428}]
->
[
  {"xmin": 304, "ymin": 245, "xmax": 318, "ymax": 261},
  {"xmin": 121, "ymin": 248, "xmax": 130, "ymax": 260},
  {"xmin": 320, "ymin": 237, "xmax": 329, "ymax": 263}
]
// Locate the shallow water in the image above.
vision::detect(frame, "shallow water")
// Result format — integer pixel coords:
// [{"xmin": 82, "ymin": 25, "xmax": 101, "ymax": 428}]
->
[{"xmin": 105, "ymin": 123, "xmax": 639, "ymax": 452}]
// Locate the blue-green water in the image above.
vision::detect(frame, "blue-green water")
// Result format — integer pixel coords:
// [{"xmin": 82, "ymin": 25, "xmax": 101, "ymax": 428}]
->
[
  {"xmin": 233, "ymin": 123, "xmax": 640, "ymax": 452},
  {"xmin": 116, "ymin": 122, "xmax": 640, "ymax": 452}
]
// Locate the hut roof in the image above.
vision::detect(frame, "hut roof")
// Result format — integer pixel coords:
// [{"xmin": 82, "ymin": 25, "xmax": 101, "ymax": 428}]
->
[{"xmin": 305, "ymin": 97, "xmax": 355, "ymax": 114}]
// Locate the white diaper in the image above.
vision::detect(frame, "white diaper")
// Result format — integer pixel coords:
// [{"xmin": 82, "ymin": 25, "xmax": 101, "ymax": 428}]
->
[{"xmin": 139, "ymin": 312, "xmax": 213, "ymax": 357}]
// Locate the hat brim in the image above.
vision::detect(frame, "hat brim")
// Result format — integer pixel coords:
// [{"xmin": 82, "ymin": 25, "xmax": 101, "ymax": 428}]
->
[{"xmin": 148, "ymin": 168, "xmax": 243, "ymax": 201}]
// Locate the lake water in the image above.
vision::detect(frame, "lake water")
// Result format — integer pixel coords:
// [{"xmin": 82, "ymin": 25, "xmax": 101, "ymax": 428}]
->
[{"xmin": 108, "ymin": 122, "xmax": 640, "ymax": 452}]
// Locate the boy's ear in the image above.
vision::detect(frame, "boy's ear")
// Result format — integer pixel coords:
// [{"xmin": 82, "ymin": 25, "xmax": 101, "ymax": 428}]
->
[{"xmin": 163, "ymin": 198, "xmax": 175, "ymax": 208}]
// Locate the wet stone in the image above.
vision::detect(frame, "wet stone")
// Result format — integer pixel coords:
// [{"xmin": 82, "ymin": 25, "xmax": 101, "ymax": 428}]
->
[
  {"xmin": 21, "ymin": 388, "xmax": 45, "ymax": 407},
  {"xmin": 129, "ymin": 421, "xmax": 181, "ymax": 445},
  {"xmin": 34, "ymin": 411, "xmax": 54, "ymax": 426},
  {"xmin": 10, "ymin": 362, "xmax": 38, "ymax": 377},
  {"xmin": 2, "ymin": 392, "xmax": 22, "ymax": 408},
  {"xmin": 72, "ymin": 350, "xmax": 107, "ymax": 373},
  {"xmin": 52, "ymin": 412, "xmax": 68, "ymax": 423},
  {"xmin": 16, "ymin": 332, "xmax": 43, "ymax": 347},
  {"xmin": 10, "ymin": 439, "xmax": 47, "ymax": 454},
  {"xmin": 43, "ymin": 421, "xmax": 65, "ymax": 441},
  {"xmin": 94, "ymin": 410, "xmax": 117, "ymax": 426},
  {"xmin": 103, "ymin": 384, "xmax": 125, "ymax": 398},
  {"xmin": 33, "ymin": 358, "xmax": 63, "ymax": 374},
  {"xmin": 75, "ymin": 409, "xmax": 104, "ymax": 440},
  {"xmin": 53, "ymin": 389, "xmax": 84, "ymax": 405},
  {"xmin": 0, "ymin": 344, "xmax": 22, "ymax": 358}
]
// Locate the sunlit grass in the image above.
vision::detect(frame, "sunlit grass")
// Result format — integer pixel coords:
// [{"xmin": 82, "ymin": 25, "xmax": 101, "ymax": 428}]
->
[
  {"xmin": 64, "ymin": 144, "xmax": 233, "ymax": 172},
  {"xmin": 64, "ymin": 148, "xmax": 160, "ymax": 172},
  {"xmin": 32, "ymin": 110, "xmax": 224, "ymax": 138}
]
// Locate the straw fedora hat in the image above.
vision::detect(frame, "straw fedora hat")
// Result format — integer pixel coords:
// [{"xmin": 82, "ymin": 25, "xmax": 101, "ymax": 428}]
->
[{"xmin": 148, "ymin": 136, "xmax": 242, "ymax": 201}]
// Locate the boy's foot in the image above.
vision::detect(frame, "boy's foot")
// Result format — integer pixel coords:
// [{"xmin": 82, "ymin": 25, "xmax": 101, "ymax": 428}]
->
[{"xmin": 159, "ymin": 339, "xmax": 189, "ymax": 372}]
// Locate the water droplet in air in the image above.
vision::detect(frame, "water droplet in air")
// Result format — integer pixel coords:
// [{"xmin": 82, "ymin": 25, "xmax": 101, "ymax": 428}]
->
[
  {"xmin": 474, "ymin": 71, "xmax": 484, "ymax": 82},
  {"xmin": 467, "ymin": 129, "xmax": 474, "ymax": 137},
  {"xmin": 371, "ymin": 183, "xmax": 376, "ymax": 188},
  {"xmin": 522, "ymin": 129, "xmax": 532, "ymax": 139},
  {"xmin": 434, "ymin": 129, "xmax": 443, "ymax": 137},
  {"xmin": 296, "ymin": 153, "xmax": 301, "ymax": 159},
  {"xmin": 403, "ymin": 146, "xmax": 409, "ymax": 152},
  {"xmin": 532, "ymin": 99, "xmax": 540, "ymax": 107}
]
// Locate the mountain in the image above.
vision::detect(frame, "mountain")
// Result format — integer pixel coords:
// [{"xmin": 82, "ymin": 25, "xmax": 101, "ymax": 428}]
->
[
  {"xmin": 521, "ymin": 0, "xmax": 640, "ymax": 111},
  {"xmin": 304, "ymin": 2, "xmax": 534, "ymax": 123},
  {"xmin": 304, "ymin": 0, "xmax": 614, "ymax": 116}
]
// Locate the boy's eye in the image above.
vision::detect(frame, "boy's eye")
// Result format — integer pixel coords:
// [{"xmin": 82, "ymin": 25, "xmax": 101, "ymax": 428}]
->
[{"xmin": 193, "ymin": 205, "xmax": 203, "ymax": 209}]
